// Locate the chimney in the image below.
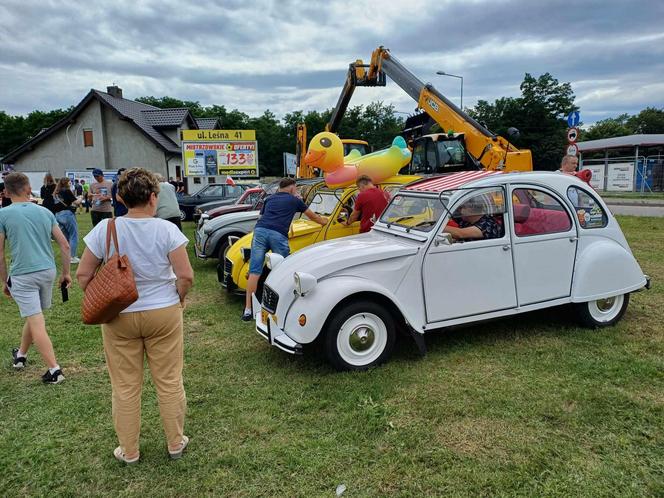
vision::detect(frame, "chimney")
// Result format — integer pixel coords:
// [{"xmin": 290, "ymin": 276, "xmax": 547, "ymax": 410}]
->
[{"xmin": 107, "ymin": 85, "xmax": 123, "ymax": 99}]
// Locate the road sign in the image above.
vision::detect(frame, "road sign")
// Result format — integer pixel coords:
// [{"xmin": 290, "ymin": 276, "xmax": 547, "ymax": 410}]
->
[
  {"xmin": 567, "ymin": 111, "xmax": 580, "ymax": 128},
  {"xmin": 566, "ymin": 143, "xmax": 579, "ymax": 156},
  {"xmin": 567, "ymin": 127, "xmax": 579, "ymax": 143},
  {"xmin": 283, "ymin": 152, "xmax": 297, "ymax": 176}
]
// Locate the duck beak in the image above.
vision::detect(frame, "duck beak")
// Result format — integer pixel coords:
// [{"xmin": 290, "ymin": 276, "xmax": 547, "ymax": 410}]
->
[{"xmin": 304, "ymin": 149, "xmax": 326, "ymax": 166}]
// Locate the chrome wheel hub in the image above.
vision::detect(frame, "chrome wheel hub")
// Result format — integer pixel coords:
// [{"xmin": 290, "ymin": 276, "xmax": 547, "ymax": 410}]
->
[
  {"xmin": 349, "ymin": 326, "xmax": 375, "ymax": 352},
  {"xmin": 596, "ymin": 297, "xmax": 616, "ymax": 312}
]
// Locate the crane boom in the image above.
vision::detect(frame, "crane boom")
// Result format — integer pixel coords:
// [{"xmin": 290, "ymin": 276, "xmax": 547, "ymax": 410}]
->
[{"xmin": 326, "ymin": 46, "xmax": 532, "ymax": 171}]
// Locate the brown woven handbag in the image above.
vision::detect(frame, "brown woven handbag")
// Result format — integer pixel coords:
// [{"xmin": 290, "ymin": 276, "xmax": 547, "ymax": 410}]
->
[{"xmin": 82, "ymin": 218, "xmax": 139, "ymax": 324}]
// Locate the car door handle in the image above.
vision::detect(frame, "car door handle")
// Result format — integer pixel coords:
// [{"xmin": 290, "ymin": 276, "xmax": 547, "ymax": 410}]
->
[
  {"xmin": 569, "ymin": 236, "xmax": 578, "ymax": 242},
  {"xmin": 502, "ymin": 245, "xmax": 511, "ymax": 251}
]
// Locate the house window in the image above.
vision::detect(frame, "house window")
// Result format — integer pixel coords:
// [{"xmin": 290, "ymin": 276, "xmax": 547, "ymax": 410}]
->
[
  {"xmin": 193, "ymin": 177, "xmax": 201, "ymax": 184},
  {"xmin": 83, "ymin": 130, "xmax": 94, "ymax": 147}
]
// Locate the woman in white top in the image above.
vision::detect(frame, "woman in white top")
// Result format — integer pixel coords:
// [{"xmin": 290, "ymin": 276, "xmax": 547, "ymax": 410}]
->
[{"xmin": 76, "ymin": 168, "xmax": 194, "ymax": 464}]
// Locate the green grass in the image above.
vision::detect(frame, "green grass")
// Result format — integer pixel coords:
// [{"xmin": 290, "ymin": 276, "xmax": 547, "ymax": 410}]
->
[
  {"xmin": 600, "ymin": 191, "xmax": 664, "ymax": 200},
  {"xmin": 1, "ymin": 214, "xmax": 663, "ymax": 497}
]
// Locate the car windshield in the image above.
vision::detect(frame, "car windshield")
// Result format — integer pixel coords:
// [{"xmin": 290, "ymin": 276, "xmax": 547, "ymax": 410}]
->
[
  {"xmin": 380, "ymin": 194, "xmax": 448, "ymax": 232},
  {"xmin": 309, "ymin": 192, "xmax": 340, "ymax": 216}
]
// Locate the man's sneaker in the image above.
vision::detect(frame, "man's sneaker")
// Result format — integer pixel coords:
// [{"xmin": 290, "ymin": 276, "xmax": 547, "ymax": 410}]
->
[
  {"xmin": 42, "ymin": 369, "xmax": 65, "ymax": 384},
  {"xmin": 12, "ymin": 348, "xmax": 26, "ymax": 370},
  {"xmin": 70, "ymin": 257, "xmax": 80, "ymax": 264},
  {"xmin": 241, "ymin": 310, "xmax": 253, "ymax": 322}
]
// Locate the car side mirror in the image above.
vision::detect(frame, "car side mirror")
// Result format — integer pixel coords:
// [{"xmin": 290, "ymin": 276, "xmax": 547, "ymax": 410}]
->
[{"xmin": 434, "ymin": 232, "xmax": 453, "ymax": 247}]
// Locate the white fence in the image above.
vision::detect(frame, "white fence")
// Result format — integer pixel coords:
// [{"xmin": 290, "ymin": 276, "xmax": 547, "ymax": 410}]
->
[{"xmin": 580, "ymin": 155, "xmax": 664, "ymax": 192}]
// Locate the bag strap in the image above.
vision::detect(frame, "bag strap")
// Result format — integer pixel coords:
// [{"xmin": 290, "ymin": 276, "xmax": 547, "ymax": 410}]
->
[{"xmin": 105, "ymin": 218, "xmax": 127, "ymax": 269}]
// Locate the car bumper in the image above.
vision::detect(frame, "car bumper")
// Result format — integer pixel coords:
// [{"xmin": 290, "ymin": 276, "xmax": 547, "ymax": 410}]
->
[
  {"xmin": 194, "ymin": 229, "xmax": 208, "ymax": 259},
  {"xmin": 252, "ymin": 293, "xmax": 303, "ymax": 355}
]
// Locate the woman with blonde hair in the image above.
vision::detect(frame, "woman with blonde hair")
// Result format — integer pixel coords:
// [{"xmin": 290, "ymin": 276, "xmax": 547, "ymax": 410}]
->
[
  {"xmin": 76, "ymin": 167, "xmax": 194, "ymax": 464},
  {"xmin": 53, "ymin": 177, "xmax": 80, "ymax": 263}
]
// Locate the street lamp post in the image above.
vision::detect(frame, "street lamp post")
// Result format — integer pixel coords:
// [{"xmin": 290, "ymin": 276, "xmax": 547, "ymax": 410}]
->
[{"xmin": 436, "ymin": 71, "xmax": 463, "ymax": 110}]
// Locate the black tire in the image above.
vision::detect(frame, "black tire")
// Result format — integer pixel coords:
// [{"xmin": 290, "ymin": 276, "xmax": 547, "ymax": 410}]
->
[
  {"xmin": 575, "ymin": 293, "xmax": 630, "ymax": 328},
  {"xmin": 217, "ymin": 239, "xmax": 232, "ymax": 263},
  {"xmin": 179, "ymin": 208, "xmax": 188, "ymax": 222},
  {"xmin": 323, "ymin": 300, "xmax": 396, "ymax": 371}
]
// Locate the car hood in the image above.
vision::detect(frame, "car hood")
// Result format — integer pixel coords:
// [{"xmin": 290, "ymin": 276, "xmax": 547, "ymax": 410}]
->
[
  {"xmin": 180, "ymin": 196, "xmax": 235, "ymax": 207},
  {"xmin": 209, "ymin": 204, "xmax": 252, "ymax": 218},
  {"xmin": 267, "ymin": 231, "xmax": 420, "ymax": 283},
  {"xmin": 206, "ymin": 210, "xmax": 260, "ymax": 230}
]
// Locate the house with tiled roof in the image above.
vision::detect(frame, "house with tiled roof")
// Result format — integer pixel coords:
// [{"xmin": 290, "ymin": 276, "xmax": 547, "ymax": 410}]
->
[{"xmin": 1, "ymin": 86, "xmax": 221, "ymax": 189}]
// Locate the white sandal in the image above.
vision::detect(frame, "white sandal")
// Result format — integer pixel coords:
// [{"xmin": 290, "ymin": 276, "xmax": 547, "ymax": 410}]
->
[
  {"xmin": 113, "ymin": 446, "xmax": 139, "ymax": 464},
  {"xmin": 168, "ymin": 435, "xmax": 189, "ymax": 460}
]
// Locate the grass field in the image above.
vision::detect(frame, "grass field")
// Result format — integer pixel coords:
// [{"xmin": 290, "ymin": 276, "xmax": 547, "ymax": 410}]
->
[{"xmin": 1, "ymin": 214, "xmax": 663, "ymax": 497}]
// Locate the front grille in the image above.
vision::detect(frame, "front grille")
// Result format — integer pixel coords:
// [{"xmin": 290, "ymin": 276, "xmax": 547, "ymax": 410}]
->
[
  {"xmin": 262, "ymin": 285, "xmax": 279, "ymax": 314},
  {"xmin": 224, "ymin": 257, "xmax": 233, "ymax": 276}
]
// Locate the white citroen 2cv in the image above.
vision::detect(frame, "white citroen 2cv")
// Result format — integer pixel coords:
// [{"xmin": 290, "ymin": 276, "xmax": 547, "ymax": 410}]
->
[{"xmin": 253, "ymin": 171, "xmax": 650, "ymax": 371}]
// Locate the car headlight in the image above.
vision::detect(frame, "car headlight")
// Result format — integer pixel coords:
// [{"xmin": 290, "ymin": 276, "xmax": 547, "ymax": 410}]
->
[
  {"xmin": 293, "ymin": 272, "xmax": 317, "ymax": 296},
  {"xmin": 265, "ymin": 253, "xmax": 284, "ymax": 270},
  {"xmin": 241, "ymin": 247, "xmax": 251, "ymax": 262}
]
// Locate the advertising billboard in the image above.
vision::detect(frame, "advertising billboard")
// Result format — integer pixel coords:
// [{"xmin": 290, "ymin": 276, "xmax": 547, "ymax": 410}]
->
[{"xmin": 182, "ymin": 130, "xmax": 258, "ymax": 178}]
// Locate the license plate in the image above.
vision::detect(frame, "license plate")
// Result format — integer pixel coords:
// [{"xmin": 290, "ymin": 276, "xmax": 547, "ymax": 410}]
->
[{"xmin": 261, "ymin": 309, "xmax": 269, "ymax": 324}]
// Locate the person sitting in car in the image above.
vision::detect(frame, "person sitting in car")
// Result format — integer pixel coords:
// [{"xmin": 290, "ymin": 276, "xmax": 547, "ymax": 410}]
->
[{"xmin": 443, "ymin": 198, "xmax": 502, "ymax": 241}]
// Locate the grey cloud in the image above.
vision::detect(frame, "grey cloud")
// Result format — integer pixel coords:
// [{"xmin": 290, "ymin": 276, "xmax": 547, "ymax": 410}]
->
[{"xmin": 0, "ymin": 0, "xmax": 662, "ymax": 124}]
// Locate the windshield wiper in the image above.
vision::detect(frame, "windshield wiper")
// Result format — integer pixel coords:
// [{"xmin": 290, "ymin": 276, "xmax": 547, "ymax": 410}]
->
[
  {"xmin": 405, "ymin": 220, "xmax": 437, "ymax": 232},
  {"xmin": 392, "ymin": 215, "xmax": 415, "ymax": 223}
]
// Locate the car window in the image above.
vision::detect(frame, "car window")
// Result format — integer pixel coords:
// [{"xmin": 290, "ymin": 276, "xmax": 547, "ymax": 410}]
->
[
  {"xmin": 248, "ymin": 192, "xmax": 262, "ymax": 205},
  {"xmin": 380, "ymin": 194, "xmax": 447, "ymax": 232},
  {"xmin": 567, "ymin": 187, "xmax": 608, "ymax": 229},
  {"xmin": 446, "ymin": 188, "xmax": 506, "ymax": 241},
  {"xmin": 513, "ymin": 188, "xmax": 572, "ymax": 236},
  {"xmin": 225, "ymin": 185, "xmax": 244, "ymax": 197},
  {"xmin": 201, "ymin": 186, "xmax": 223, "ymax": 196},
  {"xmin": 309, "ymin": 192, "xmax": 339, "ymax": 216}
]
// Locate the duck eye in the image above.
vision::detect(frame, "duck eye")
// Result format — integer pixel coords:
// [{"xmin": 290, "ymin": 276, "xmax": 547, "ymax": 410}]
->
[{"xmin": 319, "ymin": 137, "xmax": 332, "ymax": 148}]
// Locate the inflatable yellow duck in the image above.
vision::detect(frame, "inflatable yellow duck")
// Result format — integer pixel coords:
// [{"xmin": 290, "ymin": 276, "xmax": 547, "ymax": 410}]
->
[{"xmin": 304, "ymin": 132, "xmax": 412, "ymax": 188}]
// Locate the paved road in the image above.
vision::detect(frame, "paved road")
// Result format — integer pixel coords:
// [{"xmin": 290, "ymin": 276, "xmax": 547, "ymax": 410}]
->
[{"xmin": 605, "ymin": 202, "xmax": 664, "ymax": 217}]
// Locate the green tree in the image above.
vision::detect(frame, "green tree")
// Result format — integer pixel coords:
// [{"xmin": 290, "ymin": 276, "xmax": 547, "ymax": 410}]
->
[
  {"xmin": 583, "ymin": 114, "xmax": 631, "ymax": 141},
  {"xmin": 468, "ymin": 73, "xmax": 576, "ymax": 170},
  {"xmin": 626, "ymin": 107, "xmax": 664, "ymax": 134},
  {"xmin": 0, "ymin": 107, "xmax": 71, "ymax": 157}
]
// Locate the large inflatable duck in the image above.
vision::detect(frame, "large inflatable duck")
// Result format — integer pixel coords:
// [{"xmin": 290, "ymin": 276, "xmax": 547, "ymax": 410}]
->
[{"xmin": 304, "ymin": 131, "xmax": 411, "ymax": 188}]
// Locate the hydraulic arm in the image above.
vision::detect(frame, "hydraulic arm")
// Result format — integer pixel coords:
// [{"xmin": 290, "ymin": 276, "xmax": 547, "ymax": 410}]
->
[{"xmin": 327, "ymin": 47, "xmax": 532, "ymax": 171}]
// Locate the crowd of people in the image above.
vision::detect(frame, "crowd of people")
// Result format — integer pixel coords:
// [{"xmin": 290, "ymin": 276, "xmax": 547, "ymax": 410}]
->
[
  {"xmin": 1, "ymin": 167, "xmax": 422, "ymax": 463},
  {"xmin": 1, "ymin": 168, "xmax": 193, "ymax": 464}
]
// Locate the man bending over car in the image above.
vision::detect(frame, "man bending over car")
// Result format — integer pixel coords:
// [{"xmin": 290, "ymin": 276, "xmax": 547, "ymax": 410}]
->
[{"xmin": 242, "ymin": 178, "xmax": 328, "ymax": 321}]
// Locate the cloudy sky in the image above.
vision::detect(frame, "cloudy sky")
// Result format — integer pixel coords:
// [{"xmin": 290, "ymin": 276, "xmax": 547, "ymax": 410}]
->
[{"xmin": 0, "ymin": 0, "xmax": 662, "ymax": 125}]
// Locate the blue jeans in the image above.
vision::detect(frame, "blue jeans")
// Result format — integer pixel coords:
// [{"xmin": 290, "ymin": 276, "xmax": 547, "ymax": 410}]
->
[
  {"xmin": 56, "ymin": 210, "xmax": 78, "ymax": 258},
  {"xmin": 249, "ymin": 227, "xmax": 290, "ymax": 275}
]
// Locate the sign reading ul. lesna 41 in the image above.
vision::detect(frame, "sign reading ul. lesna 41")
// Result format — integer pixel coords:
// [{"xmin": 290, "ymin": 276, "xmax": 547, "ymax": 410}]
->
[{"xmin": 181, "ymin": 129, "xmax": 258, "ymax": 178}]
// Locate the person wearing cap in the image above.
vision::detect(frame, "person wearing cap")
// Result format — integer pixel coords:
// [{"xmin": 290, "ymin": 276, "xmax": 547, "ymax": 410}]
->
[
  {"xmin": 444, "ymin": 197, "xmax": 502, "ymax": 241},
  {"xmin": 89, "ymin": 169, "xmax": 113, "ymax": 226},
  {"xmin": 111, "ymin": 168, "xmax": 128, "ymax": 217}
]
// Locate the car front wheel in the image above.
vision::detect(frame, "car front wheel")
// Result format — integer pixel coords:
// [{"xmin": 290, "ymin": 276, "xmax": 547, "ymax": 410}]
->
[
  {"xmin": 324, "ymin": 300, "xmax": 396, "ymax": 371},
  {"xmin": 179, "ymin": 208, "xmax": 188, "ymax": 221},
  {"xmin": 576, "ymin": 293, "xmax": 629, "ymax": 328}
]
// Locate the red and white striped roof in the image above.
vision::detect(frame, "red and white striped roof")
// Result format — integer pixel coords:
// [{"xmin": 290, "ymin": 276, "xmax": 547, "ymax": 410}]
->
[{"xmin": 404, "ymin": 171, "xmax": 503, "ymax": 192}]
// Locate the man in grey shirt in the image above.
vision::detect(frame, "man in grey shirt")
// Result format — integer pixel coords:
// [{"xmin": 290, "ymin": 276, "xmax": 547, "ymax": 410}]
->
[{"xmin": 156, "ymin": 176, "xmax": 182, "ymax": 230}]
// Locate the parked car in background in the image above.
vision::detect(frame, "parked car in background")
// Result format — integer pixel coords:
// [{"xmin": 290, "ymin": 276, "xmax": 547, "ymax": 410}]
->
[
  {"xmin": 253, "ymin": 171, "xmax": 650, "ymax": 371},
  {"xmin": 195, "ymin": 178, "xmax": 326, "ymax": 264},
  {"xmin": 194, "ymin": 186, "xmax": 264, "ymax": 223},
  {"xmin": 223, "ymin": 175, "xmax": 420, "ymax": 294},
  {"xmin": 178, "ymin": 183, "xmax": 249, "ymax": 221}
]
